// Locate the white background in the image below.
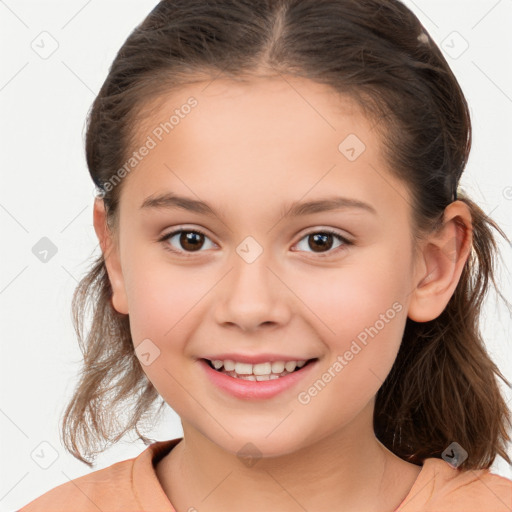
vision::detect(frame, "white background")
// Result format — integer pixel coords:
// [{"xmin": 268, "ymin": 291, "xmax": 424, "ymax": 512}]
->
[{"xmin": 1, "ymin": 0, "xmax": 511, "ymax": 510}]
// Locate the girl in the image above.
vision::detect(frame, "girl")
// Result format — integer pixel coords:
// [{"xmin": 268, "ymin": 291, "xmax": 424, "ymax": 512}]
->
[{"xmin": 19, "ymin": 0, "xmax": 512, "ymax": 511}]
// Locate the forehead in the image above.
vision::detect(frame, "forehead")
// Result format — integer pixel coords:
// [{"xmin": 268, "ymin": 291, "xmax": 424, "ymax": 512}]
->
[
  {"xmin": 137, "ymin": 75, "xmax": 363, "ymax": 135},
  {"xmin": 119, "ymin": 76, "xmax": 410, "ymax": 223}
]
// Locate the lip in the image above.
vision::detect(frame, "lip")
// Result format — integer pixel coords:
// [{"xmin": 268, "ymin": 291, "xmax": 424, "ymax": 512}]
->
[
  {"xmin": 199, "ymin": 358, "xmax": 318, "ymax": 400},
  {"xmin": 201, "ymin": 353, "xmax": 312, "ymax": 364}
]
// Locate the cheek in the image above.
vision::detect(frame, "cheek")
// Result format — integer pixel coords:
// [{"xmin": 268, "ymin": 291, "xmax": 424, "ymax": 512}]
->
[
  {"xmin": 121, "ymin": 250, "xmax": 208, "ymax": 349},
  {"xmin": 297, "ymin": 257, "xmax": 408, "ymax": 344},
  {"xmin": 292, "ymin": 245, "xmax": 411, "ymax": 403},
  {"xmin": 294, "ymin": 268, "xmax": 408, "ymax": 421},
  {"xmin": 120, "ymin": 256, "xmax": 208, "ymax": 407}
]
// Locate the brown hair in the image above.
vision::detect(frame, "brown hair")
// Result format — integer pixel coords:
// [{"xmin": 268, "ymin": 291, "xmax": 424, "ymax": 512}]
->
[{"xmin": 61, "ymin": 0, "xmax": 512, "ymax": 469}]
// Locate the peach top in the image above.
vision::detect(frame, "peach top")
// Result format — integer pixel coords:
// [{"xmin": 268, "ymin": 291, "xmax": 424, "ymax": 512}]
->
[{"xmin": 19, "ymin": 438, "xmax": 512, "ymax": 511}]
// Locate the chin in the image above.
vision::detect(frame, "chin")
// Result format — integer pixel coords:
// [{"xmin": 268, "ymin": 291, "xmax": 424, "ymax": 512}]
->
[{"xmin": 200, "ymin": 422, "xmax": 315, "ymax": 461}]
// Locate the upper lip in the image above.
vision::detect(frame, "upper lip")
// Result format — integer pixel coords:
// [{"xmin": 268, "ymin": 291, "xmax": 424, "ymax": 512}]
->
[{"xmin": 201, "ymin": 353, "xmax": 316, "ymax": 364}]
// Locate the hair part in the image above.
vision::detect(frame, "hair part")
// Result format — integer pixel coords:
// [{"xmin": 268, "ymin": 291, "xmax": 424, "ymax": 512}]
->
[{"xmin": 61, "ymin": 0, "xmax": 511, "ymax": 469}]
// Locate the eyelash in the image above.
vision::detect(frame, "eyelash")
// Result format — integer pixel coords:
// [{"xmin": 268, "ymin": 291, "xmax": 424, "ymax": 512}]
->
[{"xmin": 157, "ymin": 227, "xmax": 353, "ymax": 258}]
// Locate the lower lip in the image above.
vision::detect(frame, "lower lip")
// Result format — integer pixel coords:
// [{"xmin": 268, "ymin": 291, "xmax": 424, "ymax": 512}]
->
[{"xmin": 199, "ymin": 359, "xmax": 318, "ymax": 400}]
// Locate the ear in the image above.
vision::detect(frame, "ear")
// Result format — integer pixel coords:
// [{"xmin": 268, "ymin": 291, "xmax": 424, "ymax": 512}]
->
[
  {"xmin": 408, "ymin": 200, "xmax": 473, "ymax": 322},
  {"xmin": 93, "ymin": 198, "xmax": 129, "ymax": 315}
]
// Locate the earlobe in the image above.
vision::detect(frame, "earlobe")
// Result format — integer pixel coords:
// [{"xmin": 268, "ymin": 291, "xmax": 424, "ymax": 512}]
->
[
  {"xmin": 93, "ymin": 198, "xmax": 129, "ymax": 315},
  {"xmin": 407, "ymin": 201, "xmax": 473, "ymax": 322}
]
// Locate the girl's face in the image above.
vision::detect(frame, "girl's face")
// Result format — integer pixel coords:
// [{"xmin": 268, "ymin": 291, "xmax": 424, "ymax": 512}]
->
[{"xmin": 102, "ymin": 76, "xmax": 424, "ymax": 457}]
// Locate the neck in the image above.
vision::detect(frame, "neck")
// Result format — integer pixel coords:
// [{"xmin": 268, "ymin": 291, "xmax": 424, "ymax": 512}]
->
[{"xmin": 156, "ymin": 403, "xmax": 421, "ymax": 512}]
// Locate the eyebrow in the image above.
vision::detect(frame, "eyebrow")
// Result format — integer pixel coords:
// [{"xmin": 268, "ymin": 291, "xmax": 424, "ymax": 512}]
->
[{"xmin": 140, "ymin": 192, "xmax": 377, "ymax": 218}]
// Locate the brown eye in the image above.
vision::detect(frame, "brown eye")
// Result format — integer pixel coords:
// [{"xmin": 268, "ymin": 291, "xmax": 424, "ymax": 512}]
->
[
  {"xmin": 159, "ymin": 229, "xmax": 215, "ymax": 254},
  {"xmin": 308, "ymin": 233, "xmax": 335, "ymax": 252},
  {"xmin": 179, "ymin": 231, "xmax": 204, "ymax": 251},
  {"xmin": 295, "ymin": 229, "xmax": 352, "ymax": 256}
]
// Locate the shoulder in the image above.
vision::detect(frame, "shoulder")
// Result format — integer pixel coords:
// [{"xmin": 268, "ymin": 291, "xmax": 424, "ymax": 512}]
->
[
  {"xmin": 399, "ymin": 457, "xmax": 512, "ymax": 512},
  {"xmin": 18, "ymin": 458, "xmax": 135, "ymax": 512},
  {"xmin": 17, "ymin": 439, "xmax": 180, "ymax": 512}
]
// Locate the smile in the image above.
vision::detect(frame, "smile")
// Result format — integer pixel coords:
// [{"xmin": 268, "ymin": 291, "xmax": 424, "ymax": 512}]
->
[
  {"xmin": 205, "ymin": 358, "xmax": 314, "ymax": 380},
  {"xmin": 199, "ymin": 357, "xmax": 319, "ymax": 400}
]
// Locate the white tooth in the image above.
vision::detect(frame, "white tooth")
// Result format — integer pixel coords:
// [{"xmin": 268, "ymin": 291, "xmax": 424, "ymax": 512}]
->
[
  {"xmin": 284, "ymin": 361, "xmax": 298, "ymax": 372},
  {"xmin": 212, "ymin": 360, "xmax": 223, "ymax": 369},
  {"xmin": 269, "ymin": 374, "xmax": 280, "ymax": 380},
  {"xmin": 223, "ymin": 360, "xmax": 236, "ymax": 371},
  {"xmin": 255, "ymin": 374, "xmax": 270, "ymax": 381},
  {"xmin": 253, "ymin": 362, "xmax": 272, "ymax": 375},
  {"xmin": 271, "ymin": 361, "xmax": 285, "ymax": 373},
  {"xmin": 240, "ymin": 374, "xmax": 256, "ymax": 381},
  {"xmin": 235, "ymin": 362, "xmax": 253, "ymax": 375},
  {"xmin": 296, "ymin": 360, "xmax": 306, "ymax": 368}
]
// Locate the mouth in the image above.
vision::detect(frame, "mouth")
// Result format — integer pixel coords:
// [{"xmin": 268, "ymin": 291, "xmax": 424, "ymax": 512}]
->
[{"xmin": 201, "ymin": 357, "xmax": 318, "ymax": 381}]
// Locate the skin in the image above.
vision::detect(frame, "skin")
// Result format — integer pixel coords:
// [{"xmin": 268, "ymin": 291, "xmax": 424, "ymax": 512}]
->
[{"xmin": 93, "ymin": 75, "xmax": 473, "ymax": 512}]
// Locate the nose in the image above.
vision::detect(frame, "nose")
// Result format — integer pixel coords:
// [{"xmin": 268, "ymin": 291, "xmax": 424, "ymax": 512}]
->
[{"xmin": 213, "ymin": 253, "xmax": 292, "ymax": 332}]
